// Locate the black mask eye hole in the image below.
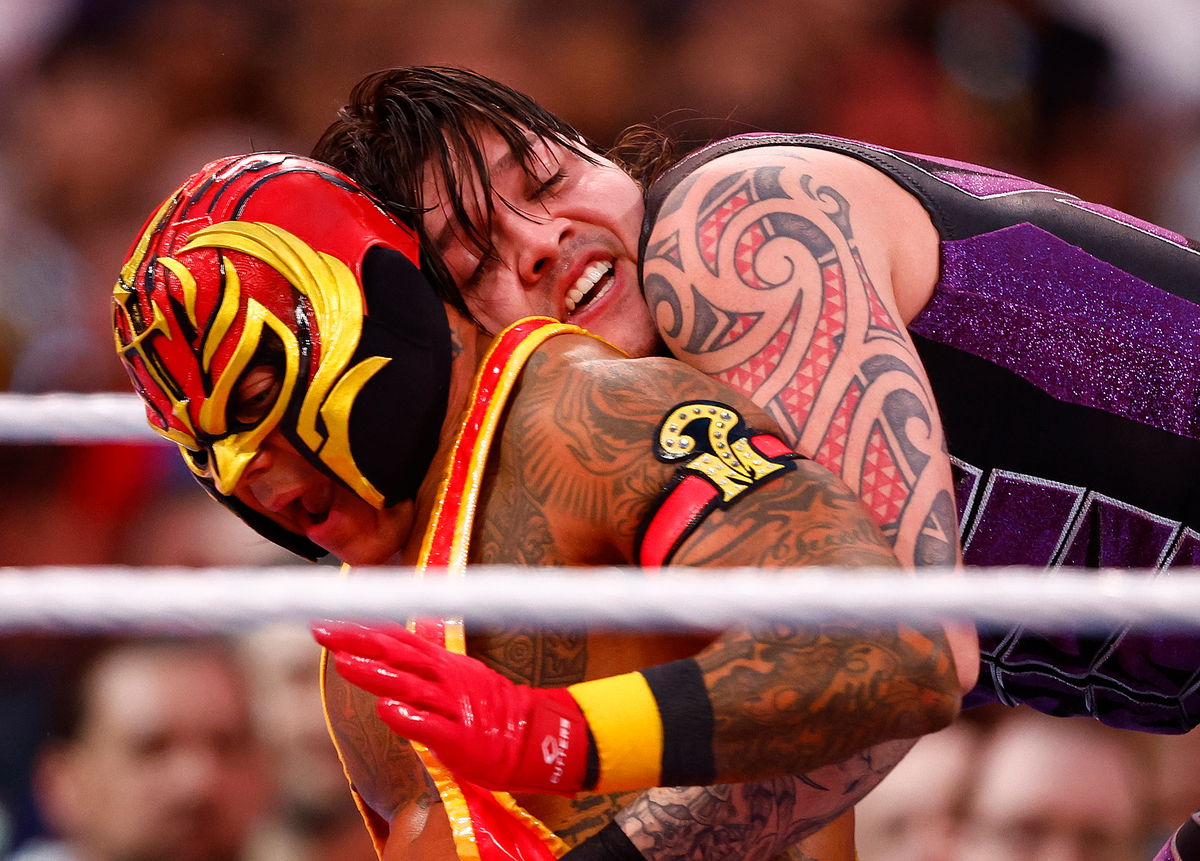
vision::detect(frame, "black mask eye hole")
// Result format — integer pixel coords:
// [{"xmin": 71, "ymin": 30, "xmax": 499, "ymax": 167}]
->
[
  {"xmin": 185, "ymin": 446, "xmax": 210, "ymax": 470},
  {"xmin": 228, "ymin": 331, "xmax": 286, "ymax": 430}
]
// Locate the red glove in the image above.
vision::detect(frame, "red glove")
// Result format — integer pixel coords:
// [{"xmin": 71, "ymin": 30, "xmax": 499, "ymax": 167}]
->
[{"xmin": 313, "ymin": 623, "xmax": 591, "ymax": 795}]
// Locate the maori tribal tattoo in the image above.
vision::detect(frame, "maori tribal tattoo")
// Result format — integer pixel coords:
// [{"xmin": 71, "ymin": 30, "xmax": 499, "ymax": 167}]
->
[{"xmin": 644, "ymin": 153, "xmax": 957, "ymax": 569}]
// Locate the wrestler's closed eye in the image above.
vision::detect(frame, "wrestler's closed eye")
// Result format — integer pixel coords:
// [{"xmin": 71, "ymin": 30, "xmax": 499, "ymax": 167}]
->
[{"xmin": 529, "ymin": 169, "xmax": 565, "ymax": 200}]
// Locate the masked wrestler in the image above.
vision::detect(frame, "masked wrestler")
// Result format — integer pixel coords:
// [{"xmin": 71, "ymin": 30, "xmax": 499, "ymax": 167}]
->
[{"xmin": 113, "ymin": 153, "xmax": 968, "ymax": 861}]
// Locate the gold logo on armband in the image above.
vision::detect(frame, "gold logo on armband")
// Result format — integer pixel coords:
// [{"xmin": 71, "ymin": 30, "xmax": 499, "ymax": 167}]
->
[{"xmin": 655, "ymin": 401, "xmax": 790, "ymax": 501}]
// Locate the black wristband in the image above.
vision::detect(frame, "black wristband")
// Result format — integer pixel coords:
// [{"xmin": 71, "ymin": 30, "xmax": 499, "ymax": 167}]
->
[
  {"xmin": 559, "ymin": 821, "xmax": 643, "ymax": 860},
  {"xmin": 641, "ymin": 658, "xmax": 717, "ymax": 786}
]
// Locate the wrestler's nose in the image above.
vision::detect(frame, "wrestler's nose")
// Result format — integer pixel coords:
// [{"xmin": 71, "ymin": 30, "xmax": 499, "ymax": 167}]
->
[
  {"xmin": 511, "ymin": 214, "xmax": 571, "ymax": 284},
  {"xmin": 238, "ymin": 438, "xmax": 308, "ymax": 513}
]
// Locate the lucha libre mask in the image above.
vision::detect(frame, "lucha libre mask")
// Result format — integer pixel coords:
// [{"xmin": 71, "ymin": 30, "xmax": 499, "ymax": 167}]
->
[{"xmin": 113, "ymin": 153, "xmax": 451, "ymax": 558}]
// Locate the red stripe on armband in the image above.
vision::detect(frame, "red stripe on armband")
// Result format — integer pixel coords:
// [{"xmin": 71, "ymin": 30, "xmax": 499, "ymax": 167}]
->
[
  {"xmin": 749, "ymin": 433, "xmax": 794, "ymax": 458},
  {"xmin": 638, "ymin": 474, "xmax": 720, "ymax": 569},
  {"xmin": 635, "ymin": 401, "xmax": 803, "ymax": 569}
]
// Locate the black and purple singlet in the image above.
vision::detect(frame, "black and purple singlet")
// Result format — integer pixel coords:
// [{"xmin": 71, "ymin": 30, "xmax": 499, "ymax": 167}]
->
[{"xmin": 643, "ymin": 132, "xmax": 1200, "ymax": 733}]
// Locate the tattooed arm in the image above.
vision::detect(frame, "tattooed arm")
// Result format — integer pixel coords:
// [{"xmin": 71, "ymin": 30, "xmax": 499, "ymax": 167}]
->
[
  {"xmin": 322, "ymin": 658, "xmax": 459, "ymax": 860},
  {"xmin": 623, "ymin": 144, "xmax": 980, "ymax": 859},
  {"xmin": 498, "ymin": 337, "xmax": 967, "ymax": 857},
  {"xmin": 324, "ymin": 342, "xmax": 963, "ymax": 859},
  {"xmin": 642, "ymin": 145, "xmax": 957, "ymax": 572},
  {"xmin": 612, "ymin": 741, "xmax": 913, "ymax": 860},
  {"xmin": 643, "ymin": 142, "xmax": 977, "ymax": 700},
  {"xmin": 491, "ymin": 345, "xmax": 961, "ymax": 778}
]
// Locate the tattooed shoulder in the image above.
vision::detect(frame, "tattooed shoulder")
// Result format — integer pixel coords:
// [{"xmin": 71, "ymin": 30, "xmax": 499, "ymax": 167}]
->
[{"xmin": 485, "ymin": 341, "xmax": 791, "ymax": 563}]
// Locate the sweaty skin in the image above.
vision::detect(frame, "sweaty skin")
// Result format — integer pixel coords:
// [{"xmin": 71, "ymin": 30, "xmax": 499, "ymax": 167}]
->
[{"xmin": 318, "ymin": 326, "xmax": 960, "ymax": 860}]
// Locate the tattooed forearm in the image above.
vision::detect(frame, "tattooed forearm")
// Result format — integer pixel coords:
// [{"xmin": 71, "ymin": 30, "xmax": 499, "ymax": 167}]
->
[
  {"xmin": 321, "ymin": 659, "xmax": 439, "ymax": 821},
  {"xmin": 615, "ymin": 741, "xmax": 913, "ymax": 860},
  {"xmin": 695, "ymin": 617, "xmax": 954, "ymax": 781},
  {"xmin": 482, "ymin": 338, "xmax": 957, "ymax": 781},
  {"xmin": 673, "ymin": 456, "xmax": 957, "ymax": 781}
]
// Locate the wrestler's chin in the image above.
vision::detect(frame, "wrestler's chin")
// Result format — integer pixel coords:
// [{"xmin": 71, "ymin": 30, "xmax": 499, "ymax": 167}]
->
[{"xmin": 309, "ymin": 498, "xmax": 415, "ymax": 566}]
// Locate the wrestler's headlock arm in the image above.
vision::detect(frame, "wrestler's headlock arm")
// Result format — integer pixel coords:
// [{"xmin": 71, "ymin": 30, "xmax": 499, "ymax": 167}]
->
[
  {"xmin": 316, "ymin": 338, "xmax": 962, "ymax": 829},
  {"xmin": 641, "ymin": 144, "xmax": 979, "ymax": 678}
]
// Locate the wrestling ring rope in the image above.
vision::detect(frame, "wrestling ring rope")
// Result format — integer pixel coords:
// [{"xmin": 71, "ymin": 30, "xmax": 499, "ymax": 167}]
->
[
  {"xmin": 3, "ymin": 392, "xmax": 1199, "ymax": 635},
  {"xmin": 3, "ymin": 567, "xmax": 1200, "ymax": 634}
]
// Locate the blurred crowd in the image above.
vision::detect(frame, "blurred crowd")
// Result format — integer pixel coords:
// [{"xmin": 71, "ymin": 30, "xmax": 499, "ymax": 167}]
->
[
  {"xmin": 2, "ymin": 0, "xmax": 1200, "ymax": 858},
  {"xmin": 858, "ymin": 704, "xmax": 1200, "ymax": 861}
]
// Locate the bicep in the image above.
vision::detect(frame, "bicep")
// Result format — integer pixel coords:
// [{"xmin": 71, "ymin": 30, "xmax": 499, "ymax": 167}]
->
[
  {"xmin": 643, "ymin": 149, "xmax": 957, "ymax": 570},
  {"xmin": 651, "ymin": 437, "xmax": 959, "ymax": 780},
  {"xmin": 668, "ymin": 455, "xmax": 897, "ymax": 571}
]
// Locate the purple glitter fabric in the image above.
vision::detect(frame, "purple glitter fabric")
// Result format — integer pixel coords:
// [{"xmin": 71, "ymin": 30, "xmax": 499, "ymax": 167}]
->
[
  {"xmin": 1057, "ymin": 495, "xmax": 1180, "ymax": 568},
  {"xmin": 910, "ymin": 222, "xmax": 1200, "ymax": 439},
  {"xmin": 1167, "ymin": 530, "xmax": 1200, "ymax": 567},
  {"xmin": 806, "ymin": 135, "xmax": 1062, "ymax": 198},
  {"xmin": 891, "ymin": 152, "xmax": 1059, "ymax": 197},
  {"xmin": 959, "ymin": 462, "xmax": 1200, "ymax": 730},
  {"xmin": 962, "ymin": 472, "xmax": 1083, "ymax": 567}
]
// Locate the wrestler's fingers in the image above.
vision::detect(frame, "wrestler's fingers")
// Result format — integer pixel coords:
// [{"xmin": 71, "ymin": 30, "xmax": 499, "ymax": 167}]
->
[
  {"xmin": 330, "ymin": 652, "xmax": 449, "ymax": 710},
  {"xmin": 313, "ymin": 622, "xmax": 445, "ymax": 662},
  {"xmin": 313, "ymin": 623, "xmax": 390, "ymax": 658},
  {"xmin": 376, "ymin": 698, "xmax": 460, "ymax": 747},
  {"xmin": 317, "ymin": 618, "xmax": 411, "ymax": 634}
]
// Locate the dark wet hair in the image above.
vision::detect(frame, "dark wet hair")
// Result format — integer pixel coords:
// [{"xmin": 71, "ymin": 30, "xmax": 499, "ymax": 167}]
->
[{"xmin": 314, "ymin": 66, "xmax": 610, "ymax": 316}]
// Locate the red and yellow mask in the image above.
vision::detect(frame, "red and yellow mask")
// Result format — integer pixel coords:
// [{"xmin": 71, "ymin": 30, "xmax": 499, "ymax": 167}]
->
[{"xmin": 113, "ymin": 153, "xmax": 451, "ymax": 557}]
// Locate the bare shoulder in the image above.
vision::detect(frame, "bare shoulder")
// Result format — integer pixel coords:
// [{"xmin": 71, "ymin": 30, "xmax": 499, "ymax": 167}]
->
[
  {"xmin": 514, "ymin": 333, "xmax": 787, "ymax": 435},
  {"xmin": 477, "ymin": 335, "xmax": 795, "ymax": 564},
  {"xmin": 483, "ymin": 334, "xmax": 897, "ymax": 571},
  {"xmin": 645, "ymin": 143, "xmax": 938, "ymax": 324}
]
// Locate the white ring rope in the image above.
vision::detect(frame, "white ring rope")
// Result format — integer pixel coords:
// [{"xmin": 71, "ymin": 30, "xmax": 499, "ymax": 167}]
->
[
  {"xmin": 3, "ymin": 398, "xmax": 1199, "ymax": 637},
  {"xmin": 0, "ymin": 393, "xmax": 161, "ymax": 444},
  {"xmin": 2, "ymin": 567, "xmax": 1200, "ymax": 633}
]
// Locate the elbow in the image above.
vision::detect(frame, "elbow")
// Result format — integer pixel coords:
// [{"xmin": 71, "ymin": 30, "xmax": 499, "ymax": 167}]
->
[
  {"xmin": 913, "ymin": 645, "xmax": 966, "ymax": 736},
  {"xmin": 914, "ymin": 620, "xmax": 977, "ymax": 735},
  {"xmin": 893, "ymin": 675, "xmax": 960, "ymax": 744},
  {"xmin": 925, "ymin": 682, "xmax": 962, "ymax": 735}
]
